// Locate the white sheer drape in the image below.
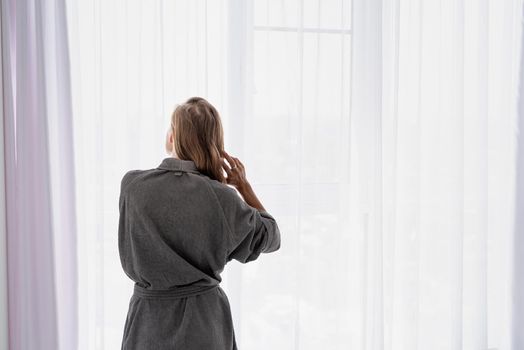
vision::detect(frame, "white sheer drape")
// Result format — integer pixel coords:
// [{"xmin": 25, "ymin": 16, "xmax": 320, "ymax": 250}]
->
[
  {"xmin": 1, "ymin": 0, "xmax": 78, "ymax": 349},
  {"xmin": 514, "ymin": 2, "xmax": 524, "ymax": 349},
  {"xmin": 354, "ymin": 0, "xmax": 523, "ymax": 349},
  {"xmin": 67, "ymin": 0, "xmax": 523, "ymax": 349},
  {"xmin": 0, "ymin": 6, "xmax": 8, "ymax": 350}
]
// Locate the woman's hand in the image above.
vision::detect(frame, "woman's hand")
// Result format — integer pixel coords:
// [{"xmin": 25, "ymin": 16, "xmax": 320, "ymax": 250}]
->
[
  {"xmin": 220, "ymin": 150, "xmax": 249, "ymax": 191},
  {"xmin": 220, "ymin": 150, "xmax": 266, "ymax": 212}
]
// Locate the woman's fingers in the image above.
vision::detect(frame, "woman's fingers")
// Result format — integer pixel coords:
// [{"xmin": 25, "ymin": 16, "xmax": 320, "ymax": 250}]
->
[
  {"xmin": 222, "ymin": 159, "xmax": 232, "ymax": 174},
  {"xmin": 220, "ymin": 150, "xmax": 248, "ymax": 188},
  {"xmin": 233, "ymin": 157, "xmax": 244, "ymax": 170},
  {"xmin": 220, "ymin": 150, "xmax": 233, "ymax": 165},
  {"xmin": 221, "ymin": 150, "xmax": 239, "ymax": 169}
]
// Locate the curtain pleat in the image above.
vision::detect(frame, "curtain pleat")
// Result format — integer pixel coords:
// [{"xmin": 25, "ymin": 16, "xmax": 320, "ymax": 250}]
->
[
  {"xmin": 513, "ymin": 2, "xmax": 524, "ymax": 349},
  {"xmin": 0, "ymin": 3, "xmax": 8, "ymax": 350}
]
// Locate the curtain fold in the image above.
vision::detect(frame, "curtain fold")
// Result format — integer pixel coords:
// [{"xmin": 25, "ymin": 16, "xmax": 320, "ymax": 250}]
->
[
  {"xmin": 350, "ymin": 0, "xmax": 384, "ymax": 349},
  {"xmin": 1, "ymin": 0, "xmax": 78, "ymax": 349},
  {"xmin": 0, "ymin": 3, "xmax": 8, "ymax": 350},
  {"xmin": 513, "ymin": 2, "xmax": 524, "ymax": 349}
]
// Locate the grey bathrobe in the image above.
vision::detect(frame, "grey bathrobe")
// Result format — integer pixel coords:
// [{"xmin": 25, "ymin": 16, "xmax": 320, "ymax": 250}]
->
[{"xmin": 118, "ymin": 156, "xmax": 281, "ymax": 349}]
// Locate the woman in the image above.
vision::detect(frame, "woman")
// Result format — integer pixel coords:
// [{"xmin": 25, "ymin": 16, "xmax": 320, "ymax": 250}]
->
[{"xmin": 118, "ymin": 96, "xmax": 281, "ymax": 349}]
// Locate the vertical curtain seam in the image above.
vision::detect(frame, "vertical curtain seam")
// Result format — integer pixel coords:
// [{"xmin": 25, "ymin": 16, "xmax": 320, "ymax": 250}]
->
[{"xmin": 293, "ymin": 0, "xmax": 304, "ymax": 348}]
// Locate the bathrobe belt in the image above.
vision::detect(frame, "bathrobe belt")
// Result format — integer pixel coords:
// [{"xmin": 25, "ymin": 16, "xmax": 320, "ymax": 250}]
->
[{"xmin": 133, "ymin": 282, "xmax": 219, "ymax": 300}]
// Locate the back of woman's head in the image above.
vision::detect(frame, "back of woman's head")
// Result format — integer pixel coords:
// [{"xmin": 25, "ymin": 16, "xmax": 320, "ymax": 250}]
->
[{"xmin": 170, "ymin": 97, "xmax": 226, "ymax": 183}]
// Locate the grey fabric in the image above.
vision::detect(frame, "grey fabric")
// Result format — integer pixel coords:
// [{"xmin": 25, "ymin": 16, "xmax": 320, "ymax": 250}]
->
[{"xmin": 118, "ymin": 157, "xmax": 281, "ymax": 349}]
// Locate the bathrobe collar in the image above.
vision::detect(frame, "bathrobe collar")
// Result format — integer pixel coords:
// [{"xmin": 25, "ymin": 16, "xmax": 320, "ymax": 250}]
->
[{"xmin": 157, "ymin": 156, "xmax": 201, "ymax": 174}]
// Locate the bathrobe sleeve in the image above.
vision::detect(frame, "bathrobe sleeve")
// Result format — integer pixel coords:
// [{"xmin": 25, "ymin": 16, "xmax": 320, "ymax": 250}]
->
[{"xmin": 214, "ymin": 184, "xmax": 281, "ymax": 264}]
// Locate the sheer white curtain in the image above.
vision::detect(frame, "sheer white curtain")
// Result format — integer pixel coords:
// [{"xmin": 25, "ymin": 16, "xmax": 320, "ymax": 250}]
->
[
  {"xmin": 514, "ymin": 2, "xmax": 524, "ymax": 349},
  {"xmin": 67, "ymin": 0, "xmax": 523, "ymax": 349},
  {"xmin": 0, "ymin": 6, "xmax": 8, "ymax": 350},
  {"xmin": 353, "ymin": 0, "xmax": 523, "ymax": 349},
  {"xmin": 1, "ymin": 0, "xmax": 78, "ymax": 349}
]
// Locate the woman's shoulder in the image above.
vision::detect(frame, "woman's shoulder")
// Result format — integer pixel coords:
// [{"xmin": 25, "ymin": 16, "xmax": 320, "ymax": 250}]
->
[
  {"xmin": 119, "ymin": 169, "xmax": 144, "ymax": 193},
  {"xmin": 121, "ymin": 168, "xmax": 145, "ymax": 181},
  {"xmin": 120, "ymin": 163, "xmax": 166, "ymax": 186}
]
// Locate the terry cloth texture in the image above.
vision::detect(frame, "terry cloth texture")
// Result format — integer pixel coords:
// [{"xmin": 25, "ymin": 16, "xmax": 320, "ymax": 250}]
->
[{"xmin": 119, "ymin": 156, "xmax": 281, "ymax": 349}]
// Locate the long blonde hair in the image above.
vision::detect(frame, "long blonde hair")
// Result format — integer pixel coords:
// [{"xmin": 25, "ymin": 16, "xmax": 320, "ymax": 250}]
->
[{"xmin": 170, "ymin": 97, "xmax": 226, "ymax": 183}]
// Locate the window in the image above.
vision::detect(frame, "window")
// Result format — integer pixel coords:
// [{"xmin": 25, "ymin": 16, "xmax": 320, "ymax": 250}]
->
[{"xmin": 67, "ymin": 0, "xmax": 352, "ymax": 348}]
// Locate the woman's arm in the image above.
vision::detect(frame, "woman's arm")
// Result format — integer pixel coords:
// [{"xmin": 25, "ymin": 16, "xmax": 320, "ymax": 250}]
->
[{"xmin": 236, "ymin": 181, "xmax": 266, "ymax": 212}]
